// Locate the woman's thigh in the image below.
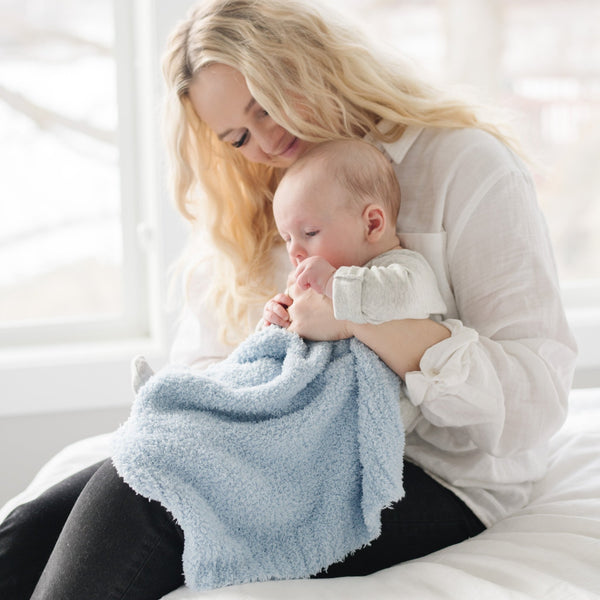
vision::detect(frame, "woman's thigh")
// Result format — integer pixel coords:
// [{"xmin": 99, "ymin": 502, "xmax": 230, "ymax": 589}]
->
[
  {"xmin": 315, "ymin": 461, "xmax": 485, "ymax": 578},
  {"xmin": 30, "ymin": 459, "xmax": 184, "ymax": 600},
  {"xmin": 1, "ymin": 456, "xmax": 484, "ymax": 596}
]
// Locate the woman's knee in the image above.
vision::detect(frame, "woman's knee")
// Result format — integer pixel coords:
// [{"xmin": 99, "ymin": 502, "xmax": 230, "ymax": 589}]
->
[{"xmin": 0, "ymin": 460, "xmax": 105, "ymax": 600}]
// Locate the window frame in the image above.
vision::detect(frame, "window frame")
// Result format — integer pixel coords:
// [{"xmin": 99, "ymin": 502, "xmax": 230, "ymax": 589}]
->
[{"xmin": 0, "ymin": 1, "xmax": 146, "ymax": 349}]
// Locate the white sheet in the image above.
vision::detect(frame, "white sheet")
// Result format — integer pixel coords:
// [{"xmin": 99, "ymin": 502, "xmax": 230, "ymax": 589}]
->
[{"xmin": 2, "ymin": 388, "xmax": 599, "ymax": 600}]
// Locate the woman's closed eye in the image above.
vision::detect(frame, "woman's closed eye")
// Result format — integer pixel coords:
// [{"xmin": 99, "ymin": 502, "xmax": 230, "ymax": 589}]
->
[
  {"xmin": 230, "ymin": 106, "xmax": 269, "ymax": 149},
  {"xmin": 232, "ymin": 130, "xmax": 249, "ymax": 148}
]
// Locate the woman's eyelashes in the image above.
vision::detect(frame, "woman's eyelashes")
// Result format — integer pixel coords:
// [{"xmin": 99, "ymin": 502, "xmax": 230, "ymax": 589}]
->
[
  {"xmin": 232, "ymin": 130, "xmax": 249, "ymax": 148},
  {"xmin": 230, "ymin": 109, "xmax": 269, "ymax": 148}
]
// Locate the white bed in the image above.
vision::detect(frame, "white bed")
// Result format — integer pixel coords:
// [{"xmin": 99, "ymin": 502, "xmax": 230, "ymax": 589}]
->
[{"xmin": 2, "ymin": 388, "xmax": 599, "ymax": 600}]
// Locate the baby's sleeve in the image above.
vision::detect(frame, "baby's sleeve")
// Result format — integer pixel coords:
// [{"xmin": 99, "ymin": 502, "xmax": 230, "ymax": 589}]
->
[{"xmin": 332, "ymin": 250, "xmax": 447, "ymax": 324}]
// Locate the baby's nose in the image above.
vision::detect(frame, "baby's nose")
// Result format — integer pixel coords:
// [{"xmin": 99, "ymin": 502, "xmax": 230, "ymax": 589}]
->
[{"xmin": 288, "ymin": 243, "xmax": 305, "ymax": 266}]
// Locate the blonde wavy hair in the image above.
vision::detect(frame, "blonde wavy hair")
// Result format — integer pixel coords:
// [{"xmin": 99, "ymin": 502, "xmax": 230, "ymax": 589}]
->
[{"xmin": 162, "ymin": 0, "xmax": 516, "ymax": 345}]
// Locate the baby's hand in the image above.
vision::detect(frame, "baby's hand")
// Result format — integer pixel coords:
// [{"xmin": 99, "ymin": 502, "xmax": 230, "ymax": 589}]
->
[
  {"xmin": 294, "ymin": 256, "xmax": 336, "ymax": 297},
  {"xmin": 263, "ymin": 292, "xmax": 294, "ymax": 328}
]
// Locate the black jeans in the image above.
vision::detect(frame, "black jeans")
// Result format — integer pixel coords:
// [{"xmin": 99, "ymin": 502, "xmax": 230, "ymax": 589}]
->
[{"xmin": 0, "ymin": 459, "xmax": 484, "ymax": 600}]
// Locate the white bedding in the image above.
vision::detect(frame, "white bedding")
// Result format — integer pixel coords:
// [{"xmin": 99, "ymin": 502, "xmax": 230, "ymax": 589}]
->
[{"xmin": 2, "ymin": 388, "xmax": 599, "ymax": 600}]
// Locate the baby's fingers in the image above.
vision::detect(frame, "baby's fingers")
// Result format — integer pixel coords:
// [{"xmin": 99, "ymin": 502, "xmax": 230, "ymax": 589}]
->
[
  {"xmin": 272, "ymin": 292, "xmax": 293, "ymax": 308},
  {"xmin": 265, "ymin": 299, "xmax": 291, "ymax": 327}
]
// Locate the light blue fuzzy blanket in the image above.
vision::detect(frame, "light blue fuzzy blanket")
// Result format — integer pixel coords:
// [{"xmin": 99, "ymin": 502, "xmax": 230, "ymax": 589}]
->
[{"xmin": 112, "ymin": 326, "xmax": 404, "ymax": 591}]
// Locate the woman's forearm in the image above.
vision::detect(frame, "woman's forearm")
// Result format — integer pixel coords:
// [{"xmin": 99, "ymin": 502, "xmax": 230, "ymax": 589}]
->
[
  {"xmin": 287, "ymin": 288, "xmax": 450, "ymax": 379},
  {"xmin": 350, "ymin": 319, "xmax": 450, "ymax": 379}
]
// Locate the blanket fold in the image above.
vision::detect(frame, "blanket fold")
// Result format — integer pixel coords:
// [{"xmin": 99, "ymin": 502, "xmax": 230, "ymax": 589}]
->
[{"xmin": 112, "ymin": 326, "xmax": 405, "ymax": 591}]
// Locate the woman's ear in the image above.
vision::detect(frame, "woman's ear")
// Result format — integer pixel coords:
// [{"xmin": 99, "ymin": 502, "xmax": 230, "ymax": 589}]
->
[{"xmin": 362, "ymin": 203, "xmax": 386, "ymax": 241}]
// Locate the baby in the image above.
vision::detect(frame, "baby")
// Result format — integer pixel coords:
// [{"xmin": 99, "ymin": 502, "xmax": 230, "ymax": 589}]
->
[{"xmin": 263, "ymin": 139, "xmax": 446, "ymax": 330}]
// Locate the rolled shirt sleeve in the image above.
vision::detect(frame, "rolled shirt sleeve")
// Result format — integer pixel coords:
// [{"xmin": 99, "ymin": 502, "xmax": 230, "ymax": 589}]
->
[{"xmin": 403, "ymin": 166, "xmax": 577, "ymax": 458}]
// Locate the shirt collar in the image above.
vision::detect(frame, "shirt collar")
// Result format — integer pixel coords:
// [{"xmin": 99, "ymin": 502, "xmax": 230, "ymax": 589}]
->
[{"xmin": 365, "ymin": 121, "xmax": 424, "ymax": 165}]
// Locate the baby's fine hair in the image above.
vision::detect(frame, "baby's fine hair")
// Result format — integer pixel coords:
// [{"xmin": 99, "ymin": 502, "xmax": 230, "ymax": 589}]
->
[{"xmin": 285, "ymin": 140, "xmax": 401, "ymax": 222}]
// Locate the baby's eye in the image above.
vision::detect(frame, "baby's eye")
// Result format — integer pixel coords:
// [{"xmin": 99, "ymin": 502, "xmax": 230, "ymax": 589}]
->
[
  {"xmin": 305, "ymin": 230, "xmax": 319, "ymax": 238},
  {"xmin": 231, "ymin": 130, "xmax": 249, "ymax": 148}
]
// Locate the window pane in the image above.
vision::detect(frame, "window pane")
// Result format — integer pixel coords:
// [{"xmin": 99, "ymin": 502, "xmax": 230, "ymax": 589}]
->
[{"xmin": 0, "ymin": 0, "xmax": 121, "ymax": 324}]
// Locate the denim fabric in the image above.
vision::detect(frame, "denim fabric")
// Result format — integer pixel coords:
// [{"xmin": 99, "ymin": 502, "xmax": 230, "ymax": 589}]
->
[
  {"xmin": 0, "ymin": 458, "xmax": 484, "ymax": 599},
  {"xmin": 0, "ymin": 461, "xmax": 104, "ymax": 600},
  {"xmin": 0, "ymin": 459, "xmax": 184, "ymax": 600}
]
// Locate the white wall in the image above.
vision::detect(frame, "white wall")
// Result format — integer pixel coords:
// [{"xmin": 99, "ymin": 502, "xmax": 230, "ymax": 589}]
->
[{"xmin": 0, "ymin": 407, "xmax": 129, "ymax": 507}]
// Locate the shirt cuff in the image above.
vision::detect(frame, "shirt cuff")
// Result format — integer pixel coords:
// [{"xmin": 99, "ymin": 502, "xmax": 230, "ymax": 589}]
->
[
  {"xmin": 404, "ymin": 319, "xmax": 501, "ymax": 428},
  {"xmin": 331, "ymin": 266, "xmax": 367, "ymax": 323}
]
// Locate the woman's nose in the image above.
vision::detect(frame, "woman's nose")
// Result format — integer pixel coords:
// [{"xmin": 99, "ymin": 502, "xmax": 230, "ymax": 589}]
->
[{"xmin": 253, "ymin": 120, "xmax": 282, "ymax": 155}]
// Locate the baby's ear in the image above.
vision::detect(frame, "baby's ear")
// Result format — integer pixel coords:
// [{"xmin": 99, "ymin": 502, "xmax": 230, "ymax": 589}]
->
[{"xmin": 362, "ymin": 203, "xmax": 386, "ymax": 241}]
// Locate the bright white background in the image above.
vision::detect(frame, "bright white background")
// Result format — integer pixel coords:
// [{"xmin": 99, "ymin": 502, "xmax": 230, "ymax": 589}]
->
[
  {"xmin": 0, "ymin": 0, "xmax": 191, "ymax": 505},
  {"xmin": 0, "ymin": 0, "xmax": 598, "ymax": 505}
]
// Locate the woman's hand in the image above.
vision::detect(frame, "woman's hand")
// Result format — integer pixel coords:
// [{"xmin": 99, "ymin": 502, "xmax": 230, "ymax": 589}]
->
[
  {"xmin": 262, "ymin": 292, "xmax": 294, "ymax": 328},
  {"xmin": 287, "ymin": 285, "xmax": 352, "ymax": 341}
]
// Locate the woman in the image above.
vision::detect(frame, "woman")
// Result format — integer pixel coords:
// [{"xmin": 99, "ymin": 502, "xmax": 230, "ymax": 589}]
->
[{"xmin": 0, "ymin": 0, "xmax": 577, "ymax": 598}]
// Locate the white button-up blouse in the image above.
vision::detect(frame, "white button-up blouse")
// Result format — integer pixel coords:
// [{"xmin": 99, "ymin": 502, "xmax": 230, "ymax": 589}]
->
[{"xmin": 170, "ymin": 125, "xmax": 578, "ymax": 528}]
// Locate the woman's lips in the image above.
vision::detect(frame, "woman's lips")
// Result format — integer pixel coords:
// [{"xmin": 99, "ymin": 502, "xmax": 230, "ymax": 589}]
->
[{"xmin": 279, "ymin": 137, "xmax": 299, "ymax": 158}]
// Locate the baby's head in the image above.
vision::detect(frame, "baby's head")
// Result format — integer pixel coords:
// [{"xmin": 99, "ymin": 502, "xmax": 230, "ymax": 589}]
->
[{"xmin": 273, "ymin": 139, "xmax": 400, "ymax": 269}]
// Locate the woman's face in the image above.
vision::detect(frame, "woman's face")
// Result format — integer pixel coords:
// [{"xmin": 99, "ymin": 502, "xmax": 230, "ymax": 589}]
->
[{"xmin": 188, "ymin": 63, "xmax": 314, "ymax": 168}]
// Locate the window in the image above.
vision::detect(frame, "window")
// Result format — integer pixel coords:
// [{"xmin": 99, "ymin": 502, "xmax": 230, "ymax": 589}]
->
[
  {"xmin": 0, "ymin": 0, "xmax": 138, "ymax": 346},
  {"xmin": 0, "ymin": 0, "xmax": 187, "ymax": 415}
]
